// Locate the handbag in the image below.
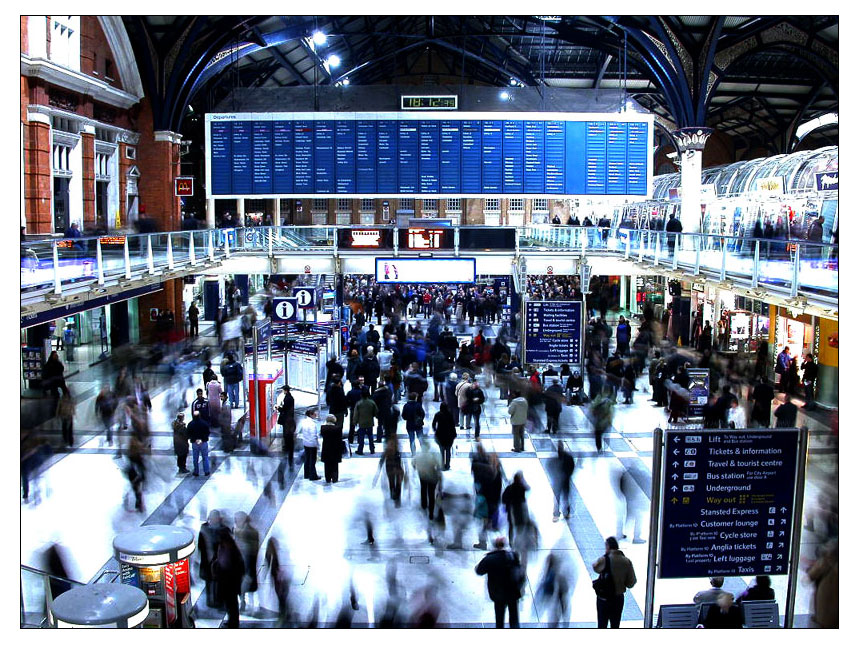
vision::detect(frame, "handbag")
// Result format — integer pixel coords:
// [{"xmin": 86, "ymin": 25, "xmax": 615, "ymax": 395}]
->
[{"xmin": 592, "ymin": 552, "xmax": 615, "ymax": 598}]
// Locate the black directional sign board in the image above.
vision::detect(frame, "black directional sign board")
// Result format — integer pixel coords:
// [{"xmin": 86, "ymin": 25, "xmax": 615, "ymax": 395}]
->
[
  {"xmin": 524, "ymin": 300, "xmax": 582, "ymax": 365},
  {"xmin": 659, "ymin": 429, "xmax": 800, "ymax": 579}
]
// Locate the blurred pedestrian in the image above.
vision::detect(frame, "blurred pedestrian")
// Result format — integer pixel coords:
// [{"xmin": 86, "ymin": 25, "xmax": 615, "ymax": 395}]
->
[
  {"xmin": 95, "ymin": 385, "xmax": 118, "ymax": 446},
  {"xmin": 374, "ymin": 436, "xmax": 405, "ymax": 506},
  {"xmin": 535, "ymin": 553, "xmax": 571, "ymax": 627},
  {"xmin": 475, "ymin": 536, "xmax": 525, "ymax": 628},
  {"xmin": 502, "ymin": 471, "xmax": 531, "ymax": 544},
  {"xmin": 464, "ymin": 380, "xmax": 486, "ymax": 438},
  {"xmin": 234, "ymin": 512, "xmax": 259, "ymax": 613},
  {"xmin": 807, "ymin": 540, "xmax": 838, "ymax": 628},
  {"xmin": 414, "ymin": 437, "xmax": 442, "ymax": 522},
  {"xmin": 207, "ymin": 376, "xmax": 223, "ymax": 420},
  {"xmin": 548, "ymin": 442, "xmax": 575, "ymax": 521},
  {"xmin": 736, "ymin": 575, "xmax": 775, "ymax": 602},
  {"xmin": 213, "ymin": 530, "xmax": 245, "ymax": 627},
  {"xmin": 702, "ymin": 591, "xmax": 743, "ymax": 628},
  {"xmin": 198, "ymin": 510, "xmax": 228, "ymax": 608},
  {"xmin": 57, "ymin": 393, "xmax": 76, "ymax": 448},
  {"xmin": 354, "ymin": 387, "xmax": 379, "ymax": 455}
]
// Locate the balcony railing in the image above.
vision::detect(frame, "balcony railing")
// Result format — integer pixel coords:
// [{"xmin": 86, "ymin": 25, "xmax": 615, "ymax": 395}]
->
[{"xmin": 21, "ymin": 225, "xmax": 837, "ymax": 302}]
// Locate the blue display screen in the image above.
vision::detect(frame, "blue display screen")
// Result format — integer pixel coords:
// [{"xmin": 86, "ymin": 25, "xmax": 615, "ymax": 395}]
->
[{"xmin": 209, "ymin": 115, "xmax": 650, "ymax": 196}]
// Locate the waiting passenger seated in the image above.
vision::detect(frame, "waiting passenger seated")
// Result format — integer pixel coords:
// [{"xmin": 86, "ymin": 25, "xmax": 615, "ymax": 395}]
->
[
  {"xmin": 703, "ymin": 592, "xmax": 744, "ymax": 628},
  {"xmin": 736, "ymin": 575, "xmax": 776, "ymax": 602},
  {"xmin": 693, "ymin": 576, "xmax": 725, "ymax": 606}
]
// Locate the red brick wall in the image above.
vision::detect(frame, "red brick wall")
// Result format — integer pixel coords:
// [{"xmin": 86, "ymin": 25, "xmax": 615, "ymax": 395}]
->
[
  {"xmin": 81, "ymin": 132, "xmax": 95, "ymax": 228},
  {"xmin": 20, "ymin": 16, "xmax": 28, "ymax": 55},
  {"xmin": 135, "ymin": 97, "xmax": 181, "ymax": 231},
  {"xmin": 24, "ymin": 121, "xmax": 53, "ymax": 233},
  {"xmin": 80, "ymin": 16, "xmax": 124, "ymax": 92}
]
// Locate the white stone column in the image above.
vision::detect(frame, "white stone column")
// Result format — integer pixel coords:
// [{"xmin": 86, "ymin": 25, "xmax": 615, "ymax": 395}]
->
[
  {"xmin": 619, "ymin": 275, "xmax": 628, "ymax": 311},
  {"xmin": 273, "ymin": 198, "xmax": 281, "ymax": 226},
  {"xmin": 206, "ymin": 198, "xmax": 216, "ymax": 228},
  {"xmin": 237, "ymin": 198, "xmax": 245, "ymax": 225},
  {"xmin": 672, "ymin": 128, "xmax": 713, "ymax": 235}
]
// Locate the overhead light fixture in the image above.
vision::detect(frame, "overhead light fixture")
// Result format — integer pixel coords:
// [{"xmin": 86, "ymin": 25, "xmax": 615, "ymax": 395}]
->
[
  {"xmin": 499, "ymin": 90, "xmax": 511, "ymax": 101},
  {"xmin": 312, "ymin": 31, "xmax": 327, "ymax": 46},
  {"xmin": 509, "ymin": 77, "xmax": 518, "ymax": 86},
  {"xmin": 326, "ymin": 54, "xmax": 341, "ymax": 68},
  {"xmin": 342, "ymin": 77, "xmax": 349, "ymax": 86}
]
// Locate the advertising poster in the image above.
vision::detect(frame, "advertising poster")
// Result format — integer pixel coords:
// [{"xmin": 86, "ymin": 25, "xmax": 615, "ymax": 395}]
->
[
  {"xmin": 687, "ymin": 368, "xmax": 710, "ymax": 417},
  {"xmin": 375, "ymin": 258, "xmax": 476, "ymax": 284}
]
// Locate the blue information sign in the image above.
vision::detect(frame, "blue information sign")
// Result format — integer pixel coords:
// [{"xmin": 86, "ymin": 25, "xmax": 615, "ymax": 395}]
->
[
  {"xmin": 271, "ymin": 297, "xmax": 298, "ymax": 323},
  {"xmin": 209, "ymin": 114, "xmax": 651, "ymax": 196},
  {"xmin": 659, "ymin": 429, "xmax": 800, "ymax": 579},
  {"xmin": 524, "ymin": 300, "xmax": 582, "ymax": 365},
  {"xmin": 687, "ymin": 368, "xmax": 710, "ymax": 417}
]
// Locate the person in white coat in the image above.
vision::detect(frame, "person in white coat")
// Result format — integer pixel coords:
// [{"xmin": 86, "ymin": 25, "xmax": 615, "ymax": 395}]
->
[
  {"xmin": 207, "ymin": 377, "xmax": 223, "ymax": 422},
  {"xmin": 726, "ymin": 398, "xmax": 748, "ymax": 429},
  {"xmin": 299, "ymin": 409, "xmax": 321, "ymax": 480}
]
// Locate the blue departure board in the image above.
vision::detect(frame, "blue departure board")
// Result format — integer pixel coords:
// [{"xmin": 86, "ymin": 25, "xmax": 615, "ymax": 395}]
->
[
  {"xmin": 356, "ymin": 120, "xmax": 377, "ymax": 193},
  {"xmin": 252, "ymin": 122, "xmax": 273, "ymax": 194},
  {"xmin": 544, "ymin": 121, "xmax": 565, "ymax": 194},
  {"xmin": 461, "ymin": 120, "xmax": 482, "ymax": 193},
  {"xmin": 294, "ymin": 121, "xmax": 314, "ymax": 193},
  {"xmin": 503, "ymin": 121, "xmax": 524, "ymax": 193},
  {"xmin": 272, "ymin": 121, "xmax": 294, "ymax": 193},
  {"xmin": 586, "ymin": 121, "xmax": 607, "ymax": 195},
  {"xmin": 335, "ymin": 120, "xmax": 356, "ymax": 194},
  {"xmin": 376, "ymin": 121, "xmax": 398, "ymax": 193},
  {"xmin": 481, "ymin": 120, "xmax": 503, "ymax": 192},
  {"xmin": 524, "ymin": 121, "xmax": 545, "ymax": 193},
  {"xmin": 207, "ymin": 113, "xmax": 652, "ymax": 197},
  {"xmin": 419, "ymin": 121, "xmax": 440, "ymax": 193},
  {"xmin": 440, "ymin": 120, "xmax": 461, "ymax": 192},
  {"xmin": 314, "ymin": 121, "xmax": 335, "ymax": 193},
  {"xmin": 231, "ymin": 121, "xmax": 252, "ymax": 194},
  {"xmin": 607, "ymin": 121, "xmax": 627, "ymax": 195},
  {"xmin": 210, "ymin": 122, "xmax": 232, "ymax": 194}
]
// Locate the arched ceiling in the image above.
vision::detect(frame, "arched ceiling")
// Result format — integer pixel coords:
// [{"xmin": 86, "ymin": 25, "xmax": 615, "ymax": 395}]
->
[{"xmin": 122, "ymin": 15, "xmax": 838, "ymax": 154}]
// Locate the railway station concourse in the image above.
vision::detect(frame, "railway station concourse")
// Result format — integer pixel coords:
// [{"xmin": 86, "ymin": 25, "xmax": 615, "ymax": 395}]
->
[{"xmin": 19, "ymin": 14, "xmax": 839, "ymax": 629}]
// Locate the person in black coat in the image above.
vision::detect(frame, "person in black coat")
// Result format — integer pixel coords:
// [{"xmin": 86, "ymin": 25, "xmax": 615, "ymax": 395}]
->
[
  {"xmin": 502, "ymin": 472, "xmax": 531, "ymax": 543},
  {"xmin": 751, "ymin": 377, "xmax": 775, "ymax": 428},
  {"xmin": 703, "ymin": 592, "xmax": 744, "ymax": 628},
  {"xmin": 326, "ymin": 380, "xmax": 348, "ymax": 432},
  {"xmin": 358, "ymin": 349, "xmax": 381, "ymax": 392},
  {"xmin": 213, "ymin": 530, "xmax": 245, "ymax": 628},
  {"xmin": 277, "ymin": 386, "xmax": 296, "ymax": 471},
  {"xmin": 548, "ymin": 442, "xmax": 575, "ymax": 520},
  {"xmin": 773, "ymin": 393, "xmax": 798, "ymax": 428},
  {"xmin": 41, "ymin": 351, "xmax": 69, "ymax": 397},
  {"xmin": 372, "ymin": 378, "xmax": 393, "ymax": 442},
  {"xmin": 475, "ymin": 537, "xmax": 525, "ymax": 628},
  {"xmin": 320, "ymin": 414, "xmax": 343, "ymax": 483},
  {"xmin": 544, "ymin": 380, "xmax": 564, "ymax": 433},
  {"xmin": 736, "ymin": 575, "xmax": 775, "ymax": 602},
  {"xmin": 198, "ymin": 510, "xmax": 230, "ymax": 609},
  {"xmin": 345, "ymin": 378, "xmax": 365, "ymax": 443},
  {"xmin": 665, "ymin": 213, "xmax": 683, "ymax": 254},
  {"xmin": 432, "ymin": 402, "xmax": 457, "ymax": 470}
]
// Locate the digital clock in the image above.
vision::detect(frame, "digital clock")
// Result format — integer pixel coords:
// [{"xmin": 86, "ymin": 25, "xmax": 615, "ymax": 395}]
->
[{"xmin": 400, "ymin": 95, "xmax": 458, "ymax": 110}]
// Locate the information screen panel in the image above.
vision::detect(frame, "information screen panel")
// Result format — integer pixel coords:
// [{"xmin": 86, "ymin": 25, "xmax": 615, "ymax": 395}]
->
[
  {"xmin": 524, "ymin": 300, "xmax": 583, "ymax": 365},
  {"xmin": 375, "ymin": 257, "xmax": 476, "ymax": 283},
  {"xmin": 659, "ymin": 429, "xmax": 799, "ymax": 579},
  {"xmin": 207, "ymin": 112, "xmax": 652, "ymax": 197}
]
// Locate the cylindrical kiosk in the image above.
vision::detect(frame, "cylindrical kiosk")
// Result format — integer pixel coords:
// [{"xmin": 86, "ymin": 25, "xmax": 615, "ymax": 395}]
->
[
  {"xmin": 113, "ymin": 525, "xmax": 195, "ymax": 628},
  {"xmin": 52, "ymin": 583, "xmax": 149, "ymax": 628}
]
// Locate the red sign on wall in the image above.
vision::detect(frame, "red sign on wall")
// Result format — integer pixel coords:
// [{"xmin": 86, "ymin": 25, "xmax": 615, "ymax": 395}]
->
[{"xmin": 174, "ymin": 177, "xmax": 194, "ymax": 197}]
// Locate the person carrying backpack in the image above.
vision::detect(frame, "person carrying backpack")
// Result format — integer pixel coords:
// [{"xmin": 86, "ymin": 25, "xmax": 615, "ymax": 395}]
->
[
  {"xmin": 592, "ymin": 536, "xmax": 636, "ymax": 628},
  {"xmin": 475, "ymin": 536, "xmax": 526, "ymax": 628}
]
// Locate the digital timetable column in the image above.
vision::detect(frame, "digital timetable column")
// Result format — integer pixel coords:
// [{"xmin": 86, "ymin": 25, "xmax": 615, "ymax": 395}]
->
[{"xmin": 206, "ymin": 112, "xmax": 653, "ymax": 197}]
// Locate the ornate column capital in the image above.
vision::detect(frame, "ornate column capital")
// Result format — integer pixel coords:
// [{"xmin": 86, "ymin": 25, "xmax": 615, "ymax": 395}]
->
[{"xmin": 671, "ymin": 127, "xmax": 714, "ymax": 153}]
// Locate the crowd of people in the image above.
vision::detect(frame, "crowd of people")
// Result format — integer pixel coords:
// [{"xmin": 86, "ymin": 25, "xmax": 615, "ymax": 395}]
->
[{"xmin": 22, "ymin": 269, "xmax": 837, "ymax": 629}]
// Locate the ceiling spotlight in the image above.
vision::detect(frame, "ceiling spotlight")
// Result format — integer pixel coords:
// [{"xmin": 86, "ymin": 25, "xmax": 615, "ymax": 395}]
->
[
  {"xmin": 312, "ymin": 31, "xmax": 327, "ymax": 46},
  {"xmin": 342, "ymin": 77, "xmax": 349, "ymax": 86},
  {"xmin": 326, "ymin": 54, "xmax": 341, "ymax": 68},
  {"xmin": 509, "ymin": 77, "xmax": 518, "ymax": 86},
  {"xmin": 499, "ymin": 90, "xmax": 511, "ymax": 101}
]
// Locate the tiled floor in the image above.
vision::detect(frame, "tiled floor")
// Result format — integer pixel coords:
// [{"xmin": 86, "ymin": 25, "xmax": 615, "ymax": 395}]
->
[{"xmin": 21, "ymin": 313, "xmax": 836, "ymax": 628}]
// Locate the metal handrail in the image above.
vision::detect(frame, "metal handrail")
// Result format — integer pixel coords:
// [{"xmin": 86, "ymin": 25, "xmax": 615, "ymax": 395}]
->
[{"xmin": 21, "ymin": 226, "xmax": 838, "ymax": 304}]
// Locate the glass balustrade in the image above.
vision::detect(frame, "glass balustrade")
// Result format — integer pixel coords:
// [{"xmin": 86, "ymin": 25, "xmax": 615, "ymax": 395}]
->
[{"xmin": 22, "ymin": 226, "xmax": 838, "ymax": 301}]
